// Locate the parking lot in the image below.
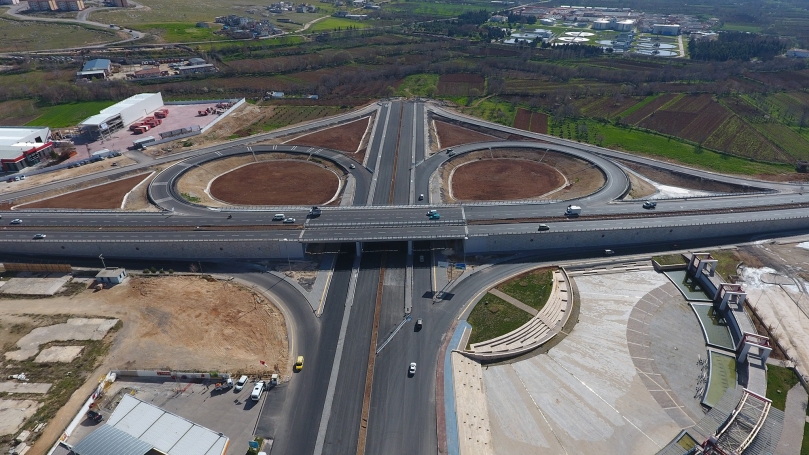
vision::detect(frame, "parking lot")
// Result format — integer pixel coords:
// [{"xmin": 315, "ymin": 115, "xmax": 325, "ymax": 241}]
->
[{"xmin": 65, "ymin": 376, "xmax": 272, "ymax": 455}]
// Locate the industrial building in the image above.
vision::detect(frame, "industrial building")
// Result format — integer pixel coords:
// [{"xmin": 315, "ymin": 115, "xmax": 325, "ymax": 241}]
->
[
  {"xmin": 178, "ymin": 64, "xmax": 216, "ymax": 75},
  {"xmin": 70, "ymin": 394, "xmax": 229, "ymax": 455},
  {"xmin": 592, "ymin": 18, "xmax": 635, "ymax": 32},
  {"xmin": 786, "ymin": 48, "xmax": 809, "ymax": 58},
  {"xmin": 79, "ymin": 93, "xmax": 164, "ymax": 139},
  {"xmin": 27, "ymin": 0, "xmax": 84, "ymax": 11},
  {"xmin": 653, "ymin": 23, "xmax": 681, "ymax": 35},
  {"xmin": 0, "ymin": 0, "xmax": 20, "ymax": 5},
  {"xmin": 0, "ymin": 126, "xmax": 53, "ymax": 173},
  {"xmin": 76, "ymin": 59, "xmax": 112, "ymax": 80}
]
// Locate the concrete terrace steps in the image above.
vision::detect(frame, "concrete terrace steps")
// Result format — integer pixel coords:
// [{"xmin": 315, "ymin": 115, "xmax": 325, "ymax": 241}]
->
[
  {"xmin": 466, "ymin": 270, "xmax": 571, "ymax": 359},
  {"xmin": 565, "ymin": 260, "xmax": 653, "ymax": 276}
]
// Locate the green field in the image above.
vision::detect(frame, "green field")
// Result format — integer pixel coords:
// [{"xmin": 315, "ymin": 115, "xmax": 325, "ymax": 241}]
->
[
  {"xmin": 496, "ymin": 268, "xmax": 554, "ymax": 311},
  {"xmin": 551, "ymin": 118, "xmax": 793, "ymax": 176},
  {"xmin": 0, "ymin": 17, "xmax": 117, "ymax": 52},
  {"xmin": 766, "ymin": 364, "xmax": 799, "ymax": 411},
  {"xmin": 720, "ymin": 23, "xmax": 763, "ymax": 32},
  {"xmin": 459, "ymin": 98, "xmax": 518, "ymax": 127},
  {"xmin": 466, "ymin": 293, "xmax": 533, "ymax": 347},
  {"xmin": 394, "ymin": 74, "xmax": 439, "ymax": 97},
  {"xmin": 135, "ymin": 23, "xmax": 226, "ymax": 42},
  {"xmin": 25, "ymin": 101, "xmax": 117, "ymax": 128},
  {"xmin": 309, "ymin": 17, "xmax": 371, "ymax": 32}
]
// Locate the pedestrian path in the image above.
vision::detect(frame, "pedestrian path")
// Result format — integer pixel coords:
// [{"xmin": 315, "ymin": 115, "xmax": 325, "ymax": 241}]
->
[
  {"xmin": 451, "ymin": 352, "xmax": 493, "ymax": 455},
  {"xmin": 776, "ymin": 383, "xmax": 808, "ymax": 455},
  {"xmin": 487, "ymin": 288, "xmax": 538, "ymax": 316}
]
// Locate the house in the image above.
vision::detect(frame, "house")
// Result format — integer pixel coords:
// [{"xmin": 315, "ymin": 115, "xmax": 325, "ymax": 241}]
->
[
  {"xmin": 490, "ymin": 15, "xmax": 507, "ymax": 23},
  {"xmin": 132, "ymin": 67, "xmax": 164, "ymax": 79},
  {"xmin": 95, "ymin": 267, "xmax": 127, "ymax": 284},
  {"xmin": 26, "ymin": 0, "xmax": 57, "ymax": 11},
  {"xmin": 0, "ymin": 126, "xmax": 53, "ymax": 173}
]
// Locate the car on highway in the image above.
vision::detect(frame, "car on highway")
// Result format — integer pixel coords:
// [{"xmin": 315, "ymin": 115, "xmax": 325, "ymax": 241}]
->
[
  {"xmin": 283, "ymin": 217, "xmax": 296, "ymax": 224},
  {"xmin": 446, "ymin": 148, "xmax": 453, "ymax": 154},
  {"xmin": 537, "ymin": 224, "xmax": 550, "ymax": 231},
  {"xmin": 415, "ymin": 318, "xmax": 423, "ymax": 330},
  {"xmin": 408, "ymin": 362, "xmax": 417, "ymax": 375},
  {"xmin": 643, "ymin": 201, "xmax": 657, "ymax": 209},
  {"xmin": 418, "ymin": 194, "xmax": 424, "ymax": 201},
  {"xmin": 10, "ymin": 219, "xmax": 22, "ymax": 225},
  {"xmin": 272, "ymin": 213, "xmax": 285, "ymax": 221},
  {"xmin": 429, "ymin": 212, "xmax": 440, "ymax": 220},
  {"xmin": 295, "ymin": 355, "xmax": 304, "ymax": 371},
  {"xmin": 309, "ymin": 206, "xmax": 322, "ymax": 217},
  {"xmin": 250, "ymin": 381, "xmax": 265, "ymax": 401},
  {"xmin": 32, "ymin": 234, "xmax": 46, "ymax": 239},
  {"xmin": 349, "ymin": 164, "xmax": 356, "ymax": 169},
  {"xmin": 234, "ymin": 375, "xmax": 249, "ymax": 392}
]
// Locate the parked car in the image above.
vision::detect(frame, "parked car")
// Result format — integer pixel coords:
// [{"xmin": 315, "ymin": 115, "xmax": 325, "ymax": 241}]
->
[
  {"xmin": 250, "ymin": 381, "xmax": 265, "ymax": 401},
  {"xmin": 86, "ymin": 410, "xmax": 103, "ymax": 422},
  {"xmin": 234, "ymin": 375, "xmax": 249, "ymax": 392}
]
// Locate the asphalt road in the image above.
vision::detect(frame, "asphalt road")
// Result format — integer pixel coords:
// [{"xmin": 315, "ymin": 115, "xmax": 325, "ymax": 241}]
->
[{"xmin": 371, "ymin": 101, "xmax": 404, "ymax": 205}]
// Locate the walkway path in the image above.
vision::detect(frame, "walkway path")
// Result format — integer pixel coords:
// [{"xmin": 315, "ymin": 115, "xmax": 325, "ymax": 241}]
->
[
  {"xmin": 487, "ymin": 288, "xmax": 538, "ymax": 316},
  {"xmin": 776, "ymin": 383, "xmax": 808, "ymax": 455}
]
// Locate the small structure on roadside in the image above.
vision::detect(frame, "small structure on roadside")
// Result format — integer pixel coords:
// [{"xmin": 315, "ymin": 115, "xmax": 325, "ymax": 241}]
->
[
  {"xmin": 76, "ymin": 59, "xmax": 112, "ymax": 80},
  {"xmin": 95, "ymin": 267, "xmax": 127, "ymax": 284}
]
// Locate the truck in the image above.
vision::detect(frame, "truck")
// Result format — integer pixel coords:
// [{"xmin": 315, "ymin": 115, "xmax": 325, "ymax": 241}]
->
[
  {"xmin": 564, "ymin": 205, "xmax": 581, "ymax": 217},
  {"xmin": 213, "ymin": 377, "xmax": 233, "ymax": 392}
]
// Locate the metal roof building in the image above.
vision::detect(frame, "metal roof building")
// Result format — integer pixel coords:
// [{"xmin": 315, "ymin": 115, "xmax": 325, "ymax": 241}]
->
[
  {"xmin": 70, "ymin": 394, "xmax": 229, "ymax": 455},
  {"xmin": 0, "ymin": 126, "xmax": 53, "ymax": 172},
  {"xmin": 79, "ymin": 93, "xmax": 163, "ymax": 139}
]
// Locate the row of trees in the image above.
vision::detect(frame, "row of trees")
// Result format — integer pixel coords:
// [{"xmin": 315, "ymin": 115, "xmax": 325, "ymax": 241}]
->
[{"xmin": 689, "ymin": 32, "xmax": 789, "ymax": 61}]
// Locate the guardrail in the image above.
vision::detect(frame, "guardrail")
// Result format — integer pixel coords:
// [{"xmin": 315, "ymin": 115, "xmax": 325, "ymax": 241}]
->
[{"xmin": 615, "ymin": 190, "xmax": 779, "ymax": 203}]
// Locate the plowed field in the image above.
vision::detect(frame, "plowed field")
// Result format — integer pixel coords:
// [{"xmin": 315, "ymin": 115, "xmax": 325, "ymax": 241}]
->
[
  {"xmin": 451, "ymin": 159, "xmax": 565, "ymax": 200},
  {"xmin": 285, "ymin": 116, "xmax": 370, "ymax": 153},
  {"xmin": 436, "ymin": 74, "xmax": 485, "ymax": 97},
  {"xmin": 18, "ymin": 174, "xmax": 149, "ymax": 209},
  {"xmin": 210, "ymin": 161, "xmax": 339, "ymax": 205}
]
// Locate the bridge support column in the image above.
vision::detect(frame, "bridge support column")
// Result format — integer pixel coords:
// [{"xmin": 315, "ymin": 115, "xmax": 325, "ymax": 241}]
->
[{"xmin": 356, "ymin": 242, "xmax": 362, "ymax": 257}]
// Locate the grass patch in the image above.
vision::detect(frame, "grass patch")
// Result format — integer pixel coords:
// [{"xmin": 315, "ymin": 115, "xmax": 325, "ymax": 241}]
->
[
  {"xmin": 720, "ymin": 23, "xmax": 763, "ymax": 33},
  {"xmin": 495, "ymin": 267, "xmax": 554, "ymax": 311},
  {"xmin": 460, "ymin": 98, "xmax": 518, "ymax": 127},
  {"xmin": 136, "ymin": 22, "xmax": 226, "ymax": 42},
  {"xmin": 394, "ymin": 73, "xmax": 439, "ymax": 97},
  {"xmin": 707, "ymin": 249, "xmax": 741, "ymax": 281},
  {"xmin": 766, "ymin": 364, "xmax": 799, "ymax": 411},
  {"xmin": 181, "ymin": 192, "xmax": 201, "ymax": 203},
  {"xmin": 25, "ymin": 101, "xmax": 117, "ymax": 128},
  {"xmin": 309, "ymin": 17, "xmax": 371, "ymax": 32},
  {"xmin": 466, "ymin": 293, "xmax": 534, "ymax": 347},
  {"xmin": 549, "ymin": 118, "xmax": 794, "ymax": 176},
  {"xmin": 233, "ymin": 105, "xmax": 351, "ymax": 135},
  {"xmin": 0, "ymin": 17, "xmax": 117, "ymax": 53},
  {"xmin": 803, "ymin": 424, "xmax": 809, "ymax": 455},
  {"xmin": 653, "ymin": 254, "xmax": 687, "ymax": 266},
  {"xmin": 616, "ymin": 94, "xmax": 661, "ymax": 119}
]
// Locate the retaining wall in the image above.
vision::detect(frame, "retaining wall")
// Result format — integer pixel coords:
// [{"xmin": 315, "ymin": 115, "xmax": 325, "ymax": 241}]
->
[
  {"xmin": 110, "ymin": 369, "xmax": 231, "ymax": 380},
  {"xmin": 466, "ymin": 216, "xmax": 809, "ymax": 254},
  {"xmin": 0, "ymin": 238, "xmax": 305, "ymax": 260}
]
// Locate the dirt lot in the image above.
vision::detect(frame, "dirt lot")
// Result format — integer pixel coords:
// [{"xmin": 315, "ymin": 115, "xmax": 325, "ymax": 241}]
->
[
  {"xmin": 438, "ymin": 148, "xmax": 606, "ymax": 203},
  {"xmin": 0, "ymin": 275, "xmax": 289, "ymax": 453},
  {"xmin": 176, "ymin": 153, "xmax": 345, "ymax": 207},
  {"xmin": 450, "ymin": 159, "xmax": 565, "ymax": 201},
  {"xmin": 434, "ymin": 120, "xmax": 498, "ymax": 148},
  {"xmin": 282, "ymin": 116, "xmax": 371, "ymax": 154},
  {"xmin": 514, "ymin": 109, "xmax": 549, "ymax": 134},
  {"xmin": 0, "ymin": 155, "xmax": 135, "ymax": 198},
  {"xmin": 17, "ymin": 174, "xmax": 151, "ymax": 210},
  {"xmin": 210, "ymin": 161, "xmax": 340, "ymax": 206}
]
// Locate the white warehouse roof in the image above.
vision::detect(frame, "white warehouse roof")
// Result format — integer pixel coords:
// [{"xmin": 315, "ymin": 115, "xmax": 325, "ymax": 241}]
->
[
  {"xmin": 73, "ymin": 394, "xmax": 229, "ymax": 455},
  {"xmin": 0, "ymin": 126, "xmax": 51, "ymax": 159},
  {"xmin": 80, "ymin": 93, "xmax": 164, "ymax": 128}
]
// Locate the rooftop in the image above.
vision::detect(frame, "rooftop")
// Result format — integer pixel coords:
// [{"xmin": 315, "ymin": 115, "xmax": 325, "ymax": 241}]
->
[
  {"xmin": 80, "ymin": 93, "xmax": 162, "ymax": 127},
  {"xmin": 95, "ymin": 267, "xmax": 125, "ymax": 278},
  {"xmin": 82, "ymin": 59, "xmax": 111, "ymax": 72}
]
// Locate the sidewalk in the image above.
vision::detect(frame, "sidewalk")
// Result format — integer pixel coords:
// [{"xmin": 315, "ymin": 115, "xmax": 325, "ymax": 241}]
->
[
  {"xmin": 488, "ymin": 288, "xmax": 538, "ymax": 316},
  {"xmin": 776, "ymin": 383, "xmax": 808, "ymax": 455}
]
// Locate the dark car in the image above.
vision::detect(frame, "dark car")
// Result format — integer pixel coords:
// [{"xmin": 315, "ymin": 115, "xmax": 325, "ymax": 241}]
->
[
  {"xmin": 87, "ymin": 410, "xmax": 103, "ymax": 422},
  {"xmin": 643, "ymin": 201, "xmax": 657, "ymax": 209}
]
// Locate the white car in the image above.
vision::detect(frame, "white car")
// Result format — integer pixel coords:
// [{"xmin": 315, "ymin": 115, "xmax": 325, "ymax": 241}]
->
[
  {"xmin": 409, "ymin": 362, "xmax": 417, "ymax": 375},
  {"xmin": 33, "ymin": 234, "xmax": 46, "ymax": 239},
  {"xmin": 251, "ymin": 381, "xmax": 265, "ymax": 401},
  {"xmin": 10, "ymin": 219, "xmax": 22, "ymax": 225},
  {"xmin": 349, "ymin": 164, "xmax": 356, "ymax": 169},
  {"xmin": 283, "ymin": 217, "xmax": 295, "ymax": 224},
  {"xmin": 234, "ymin": 375, "xmax": 248, "ymax": 392}
]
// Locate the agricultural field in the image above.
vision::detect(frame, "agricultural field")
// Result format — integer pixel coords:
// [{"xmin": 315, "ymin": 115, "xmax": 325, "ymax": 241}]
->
[
  {"xmin": 231, "ymin": 104, "xmax": 353, "ymax": 137},
  {"xmin": 458, "ymin": 98, "xmax": 518, "ymax": 127},
  {"xmin": 25, "ymin": 101, "xmax": 117, "ymax": 128},
  {"xmin": 637, "ymin": 94, "xmax": 733, "ymax": 144},
  {"xmin": 133, "ymin": 22, "xmax": 226, "ymax": 43},
  {"xmin": 436, "ymin": 74, "xmax": 484, "ymax": 98},
  {"xmin": 89, "ymin": 0, "xmax": 280, "ymax": 25},
  {"xmin": 578, "ymin": 95, "xmax": 641, "ymax": 120},
  {"xmin": 0, "ymin": 100, "xmax": 41, "ymax": 126},
  {"xmin": 0, "ymin": 18, "xmax": 118, "ymax": 52},
  {"xmin": 513, "ymin": 108, "xmax": 548, "ymax": 134},
  {"xmin": 308, "ymin": 17, "xmax": 371, "ymax": 32},
  {"xmin": 394, "ymin": 74, "xmax": 439, "ymax": 97}
]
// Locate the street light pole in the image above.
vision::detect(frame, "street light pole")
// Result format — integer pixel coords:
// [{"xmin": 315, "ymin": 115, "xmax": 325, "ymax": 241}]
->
[{"xmin": 99, "ymin": 254, "xmax": 106, "ymax": 269}]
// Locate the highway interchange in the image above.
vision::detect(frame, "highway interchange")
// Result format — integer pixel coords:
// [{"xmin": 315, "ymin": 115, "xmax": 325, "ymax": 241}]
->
[{"xmin": 2, "ymin": 99, "xmax": 809, "ymax": 455}]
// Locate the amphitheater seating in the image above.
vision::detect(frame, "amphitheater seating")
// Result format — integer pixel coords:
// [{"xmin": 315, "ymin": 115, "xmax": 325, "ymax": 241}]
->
[{"xmin": 468, "ymin": 270, "xmax": 571, "ymax": 358}]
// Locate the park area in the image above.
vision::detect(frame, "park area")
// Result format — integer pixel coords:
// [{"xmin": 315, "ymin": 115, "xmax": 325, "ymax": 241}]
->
[
  {"xmin": 17, "ymin": 174, "xmax": 150, "ymax": 209},
  {"xmin": 450, "ymin": 159, "xmax": 565, "ymax": 201},
  {"xmin": 210, "ymin": 160, "xmax": 340, "ymax": 206}
]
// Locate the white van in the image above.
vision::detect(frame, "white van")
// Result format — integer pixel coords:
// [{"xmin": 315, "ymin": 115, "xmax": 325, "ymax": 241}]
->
[
  {"xmin": 272, "ymin": 214, "xmax": 285, "ymax": 221},
  {"xmin": 234, "ymin": 375, "xmax": 249, "ymax": 392},
  {"xmin": 251, "ymin": 381, "xmax": 265, "ymax": 401}
]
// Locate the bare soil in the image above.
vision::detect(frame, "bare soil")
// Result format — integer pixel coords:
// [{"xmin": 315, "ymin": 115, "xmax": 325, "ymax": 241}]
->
[
  {"xmin": 439, "ymin": 148, "xmax": 606, "ymax": 203},
  {"xmin": 616, "ymin": 159, "xmax": 768, "ymax": 193},
  {"xmin": 17, "ymin": 174, "xmax": 150, "ymax": 210},
  {"xmin": 122, "ymin": 169, "xmax": 162, "ymax": 211},
  {"xmin": 451, "ymin": 159, "xmax": 565, "ymax": 201},
  {"xmin": 434, "ymin": 120, "xmax": 498, "ymax": 148},
  {"xmin": 0, "ymin": 155, "xmax": 136, "ymax": 197},
  {"xmin": 282, "ymin": 116, "xmax": 371, "ymax": 155},
  {"xmin": 622, "ymin": 167, "xmax": 658, "ymax": 200},
  {"xmin": 210, "ymin": 161, "xmax": 339, "ymax": 206}
]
